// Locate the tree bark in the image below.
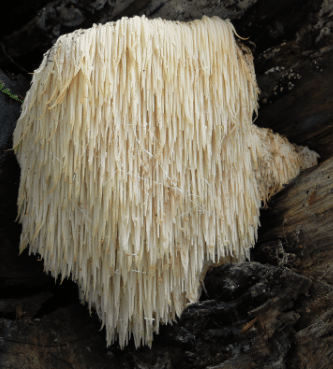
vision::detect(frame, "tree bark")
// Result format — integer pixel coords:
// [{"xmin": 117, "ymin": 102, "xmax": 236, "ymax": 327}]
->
[
  {"xmin": 256, "ymin": 157, "xmax": 333, "ymax": 282},
  {"xmin": 255, "ymin": 50, "xmax": 333, "ymax": 162}
]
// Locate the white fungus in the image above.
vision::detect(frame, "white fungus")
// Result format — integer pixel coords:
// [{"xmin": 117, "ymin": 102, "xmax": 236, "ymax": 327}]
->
[{"xmin": 13, "ymin": 15, "xmax": 319, "ymax": 349}]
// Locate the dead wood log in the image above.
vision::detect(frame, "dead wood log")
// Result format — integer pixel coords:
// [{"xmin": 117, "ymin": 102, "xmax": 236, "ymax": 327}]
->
[
  {"xmin": 255, "ymin": 50, "xmax": 333, "ymax": 162},
  {"xmin": 256, "ymin": 157, "xmax": 333, "ymax": 282}
]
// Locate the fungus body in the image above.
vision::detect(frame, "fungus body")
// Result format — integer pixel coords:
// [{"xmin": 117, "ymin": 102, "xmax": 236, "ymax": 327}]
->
[{"xmin": 13, "ymin": 15, "xmax": 319, "ymax": 349}]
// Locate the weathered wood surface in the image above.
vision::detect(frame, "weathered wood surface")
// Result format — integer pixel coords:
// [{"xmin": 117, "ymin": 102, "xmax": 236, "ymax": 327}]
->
[
  {"xmin": 252, "ymin": 158, "xmax": 333, "ymax": 369},
  {"xmin": 256, "ymin": 157, "xmax": 333, "ymax": 283},
  {"xmin": 255, "ymin": 51, "xmax": 333, "ymax": 162},
  {"xmin": 0, "ymin": 261, "xmax": 318, "ymax": 369},
  {"xmin": 0, "ymin": 0, "xmax": 256, "ymax": 71}
]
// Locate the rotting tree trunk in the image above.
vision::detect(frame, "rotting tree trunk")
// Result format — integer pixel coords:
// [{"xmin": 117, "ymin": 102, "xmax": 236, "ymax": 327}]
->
[
  {"xmin": 252, "ymin": 156, "xmax": 333, "ymax": 369},
  {"xmin": 256, "ymin": 157, "xmax": 333, "ymax": 282},
  {"xmin": 255, "ymin": 50, "xmax": 333, "ymax": 162}
]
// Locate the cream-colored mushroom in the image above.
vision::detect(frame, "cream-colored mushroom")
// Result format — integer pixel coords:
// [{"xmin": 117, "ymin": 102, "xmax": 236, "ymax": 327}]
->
[{"xmin": 13, "ymin": 15, "xmax": 319, "ymax": 349}]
